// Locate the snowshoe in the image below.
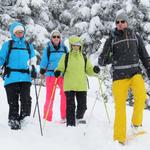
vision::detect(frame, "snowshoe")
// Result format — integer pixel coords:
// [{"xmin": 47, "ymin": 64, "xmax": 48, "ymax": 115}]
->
[
  {"xmin": 8, "ymin": 120, "xmax": 21, "ymax": 130},
  {"xmin": 55, "ymin": 119, "xmax": 66, "ymax": 124},
  {"xmin": 76, "ymin": 119, "xmax": 86, "ymax": 124}
]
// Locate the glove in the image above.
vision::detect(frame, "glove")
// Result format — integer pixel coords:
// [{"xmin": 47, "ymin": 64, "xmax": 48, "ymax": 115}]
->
[
  {"xmin": 31, "ymin": 65, "xmax": 37, "ymax": 79},
  {"xmin": 40, "ymin": 68, "xmax": 46, "ymax": 75},
  {"xmin": 93, "ymin": 66, "xmax": 100, "ymax": 73},
  {"xmin": 54, "ymin": 70, "xmax": 61, "ymax": 78}
]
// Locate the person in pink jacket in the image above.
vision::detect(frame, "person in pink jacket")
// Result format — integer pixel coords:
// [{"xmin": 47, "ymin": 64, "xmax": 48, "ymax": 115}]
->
[{"xmin": 40, "ymin": 30, "xmax": 68, "ymax": 123}]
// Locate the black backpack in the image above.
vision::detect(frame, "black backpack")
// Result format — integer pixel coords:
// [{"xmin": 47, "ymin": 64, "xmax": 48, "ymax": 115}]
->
[
  {"xmin": 1, "ymin": 40, "xmax": 31, "ymax": 79},
  {"xmin": 64, "ymin": 53, "xmax": 87, "ymax": 74},
  {"xmin": 47, "ymin": 44, "xmax": 68, "ymax": 62}
]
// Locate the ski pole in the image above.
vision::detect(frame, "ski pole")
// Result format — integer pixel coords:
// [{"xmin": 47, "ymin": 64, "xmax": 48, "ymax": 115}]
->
[
  {"xmin": 42, "ymin": 77, "xmax": 58, "ymax": 130},
  {"xmin": 33, "ymin": 78, "xmax": 43, "ymax": 136},
  {"xmin": 97, "ymin": 75, "xmax": 110, "ymax": 123},
  {"xmin": 84, "ymin": 96, "xmax": 98, "ymax": 136},
  {"xmin": 84, "ymin": 67, "xmax": 110, "ymax": 135},
  {"xmin": 33, "ymin": 79, "xmax": 43, "ymax": 118}
]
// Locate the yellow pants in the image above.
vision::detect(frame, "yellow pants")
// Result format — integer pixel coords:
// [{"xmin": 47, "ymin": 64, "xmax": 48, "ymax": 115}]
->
[{"xmin": 112, "ymin": 74, "xmax": 146, "ymax": 143}]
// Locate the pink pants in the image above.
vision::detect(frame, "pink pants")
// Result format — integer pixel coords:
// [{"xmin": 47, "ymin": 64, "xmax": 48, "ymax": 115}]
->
[{"xmin": 43, "ymin": 76, "xmax": 66, "ymax": 121}]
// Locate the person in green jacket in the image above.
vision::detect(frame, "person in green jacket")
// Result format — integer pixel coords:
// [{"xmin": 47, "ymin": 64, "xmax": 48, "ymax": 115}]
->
[{"xmin": 54, "ymin": 35, "xmax": 100, "ymax": 126}]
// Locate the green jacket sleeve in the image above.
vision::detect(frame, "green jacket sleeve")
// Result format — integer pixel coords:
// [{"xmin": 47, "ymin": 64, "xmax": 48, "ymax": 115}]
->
[
  {"xmin": 85, "ymin": 58, "xmax": 95, "ymax": 76},
  {"xmin": 56, "ymin": 54, "xmax": 65, "ymax": 73}
]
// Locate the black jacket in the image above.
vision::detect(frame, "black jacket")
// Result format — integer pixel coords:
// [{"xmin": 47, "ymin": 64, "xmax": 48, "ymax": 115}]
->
[{"xmin": 98, "ymin": 28, "xmax": 150, "ymax": 81}]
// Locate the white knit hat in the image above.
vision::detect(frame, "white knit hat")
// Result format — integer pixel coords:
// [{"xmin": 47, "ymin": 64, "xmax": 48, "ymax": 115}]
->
[
  {"xmin": 50, "ymin": 30, "xmax": 61, "ymax": 39},
  {"xmin": 13, "ymin": 25, "xmax": 24, "ymax": 34}
]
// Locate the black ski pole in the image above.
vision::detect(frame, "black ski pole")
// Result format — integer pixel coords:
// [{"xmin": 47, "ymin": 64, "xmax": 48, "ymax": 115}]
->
[
  {"xmin": 32, "ymin": 66, "xmax": 43, "ymax": 136},
  {"xmin": 33, "ymin": 79, "xmax": 42, "ymax": 118}
]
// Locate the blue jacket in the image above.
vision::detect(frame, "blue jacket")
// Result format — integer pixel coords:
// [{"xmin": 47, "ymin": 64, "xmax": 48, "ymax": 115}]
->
[
  {"xmin": 0, "ymin": 22, "xmax": 36, "ymax": 86},
  {"xmin": 40, "ymin": 41, "xmax": 68, "ymax": 76}
]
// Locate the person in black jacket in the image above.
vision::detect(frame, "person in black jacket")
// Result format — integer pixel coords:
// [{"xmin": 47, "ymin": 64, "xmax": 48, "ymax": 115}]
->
[{"xmin": 98, "ymin": 12, "xmax": 150, "ymax": 144}]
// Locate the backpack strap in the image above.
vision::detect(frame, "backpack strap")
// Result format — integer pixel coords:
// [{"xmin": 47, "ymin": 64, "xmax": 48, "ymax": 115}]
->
[
  {"xmin": 82, "ymin": 53, "xmax": 87, "ymax": 71},
  {"xmin": 2, "ymin": 40, "xmax": 31, "ymax": 79},
  {"xmin": 64, "ymin": 45, "xmax": 68, "ymax": 53},
  {"xmin": 64, "ymin": 53, "xmax": 87, "ymax": 74},
  {"xmin": 110, "ymin": 29, "xmax": 116, "ymax": 50},
  {"xmin": 47, "ymin": 44, "xmax": 51, "ymax": 62},
  {"xmin": 134, "ymin": 32, "xmax": 139, "ymax": 48},
  {"xmin": 2, "ymin": 40, "xmax": 31, "ymax": 68},
  {"xmin": 64, "ymin": 53, "xmax": 69, "ymax": 74},
  {"xmin": 47, "ymin": 44, "xmax": 68, "ymax": 62}
]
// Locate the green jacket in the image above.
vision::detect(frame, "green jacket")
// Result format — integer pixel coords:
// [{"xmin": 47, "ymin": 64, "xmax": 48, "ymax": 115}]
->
[{"xmin": 57, "ymin": 50, "xmax": 95, "ymax": 91}]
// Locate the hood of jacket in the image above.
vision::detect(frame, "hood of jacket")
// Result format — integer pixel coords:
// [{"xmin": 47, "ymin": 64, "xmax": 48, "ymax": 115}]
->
[
  {"xmin": 9, "ymin": 21, "xmax": 26, "ymax": 42},
  {"xmin": 69, "ymin": 36, "xmax": 83, "ymax": 52}
]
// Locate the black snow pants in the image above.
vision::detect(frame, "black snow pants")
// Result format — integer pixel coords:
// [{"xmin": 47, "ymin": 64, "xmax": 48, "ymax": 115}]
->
[
  {"xmin": 5, "ymin": 82, "xmax": 32, "ymax": 121},
  {"xmin": 65, "ymin": 91, "xmax": 87, "ymax": 126}
]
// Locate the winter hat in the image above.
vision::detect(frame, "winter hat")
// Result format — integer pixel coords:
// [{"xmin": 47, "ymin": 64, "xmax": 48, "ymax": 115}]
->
[
  {"xmin": 115, "ymin": 12, "xmax": 129, "ymax": 24},
  {"xmin": 13, "ymin": 25, "xmax": 24, "ymax": 34},
  {"xmin": 50, "ymin": 30, "xmax": 61, "ymax": 39}
]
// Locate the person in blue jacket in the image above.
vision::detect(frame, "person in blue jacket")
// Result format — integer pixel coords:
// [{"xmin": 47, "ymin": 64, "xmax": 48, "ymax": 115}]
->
[
  {"xmin": 40, "ymin": 30, "xmax": 67, "ymax": 123},
  {"xmin": 0, "ymin": 21, "xmax": 37, "ymax": 130}
]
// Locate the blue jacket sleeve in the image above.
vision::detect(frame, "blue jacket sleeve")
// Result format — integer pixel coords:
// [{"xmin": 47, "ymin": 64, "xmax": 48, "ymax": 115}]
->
[
  {"xmin": 40, "ymin": 46, "xmax": 48, "ymax": 69},
  {"xmin": 0, "ymin": 41, "xmax": 9, "ymax": 67}
]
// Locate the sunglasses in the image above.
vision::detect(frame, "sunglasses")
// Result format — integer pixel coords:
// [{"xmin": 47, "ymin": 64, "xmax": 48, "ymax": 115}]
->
[
  {"xmin": 15, "ymin": 31, "xmax": 24, "ymax": 34},
  {"xmin": 52, "ymin": 35, "xmax": 60, "ymax": 39},
  {"xmin": 116, "ymin": 20, "xmax": 126, "ymax": 24}
]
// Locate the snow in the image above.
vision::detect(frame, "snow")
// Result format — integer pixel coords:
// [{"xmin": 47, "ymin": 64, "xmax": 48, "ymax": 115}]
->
[
  {"xmin": 26, "ymin": 24, "xmax": 50, "ymax": 46},
  {"xmin": 91, "ymin": 3, "xmax": 101, "ymax": 17},
  {"xmin": 140, "ymin": 0, "xmax": 150, "ymax": 7},
  {"xmin": 125, "ymin": 0, "xmax": 133, "ymax": 12},
  {"xmin": 74, "ymin": 22, "xmax": 89, "ymax": 33},
  {"xmin": 15, "ymin": 0, "xmax": 31, "ymax": 15},
  {"xmin": 0, "ymin": 29, "xmax": 10, "ymax": 47},
  {"xmin": 39, "ymin": 11, "xmax": 49, "ymax": 22},
  {"xmin": 88, "ymin": 16, "xmax": 104, "ymax": 35},
  {"xmin": 143, "ymin": 22, "xmax": 150, "ymax": 33},
  {"xmin": 0, "ymin": 77, "xmax": 150, "ymax": 150},
  {"xmin": 30, "ymin": 0, "xmax": 45, "ymax": 8},
  {"xmin": 78, "ymin": 6, "xmax": 91, "ymax": 20},
  {"xmin": 146, "ymin": 44, "xmax": 150, "ymax": 56},
  {"xmin": 80, "ymin": 32, "xmax": 92, "ymax": 44}
]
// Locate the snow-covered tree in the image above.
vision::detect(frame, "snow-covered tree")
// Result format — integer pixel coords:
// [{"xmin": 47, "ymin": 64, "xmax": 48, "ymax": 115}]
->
[{"xmin": 0, "ymin": 0, "xmax": 150, "ymax": 54}]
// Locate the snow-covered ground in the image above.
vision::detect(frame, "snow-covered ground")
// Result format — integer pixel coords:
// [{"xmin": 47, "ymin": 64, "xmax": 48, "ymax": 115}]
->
[{"xmin": 0, "ymin": 77, "xmax": 150, "ymax": 150}]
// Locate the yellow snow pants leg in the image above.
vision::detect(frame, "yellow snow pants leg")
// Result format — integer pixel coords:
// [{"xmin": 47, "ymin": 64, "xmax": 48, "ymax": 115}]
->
[
  {"xmin": 112, "ymin": 78, "xmax": 129, "ymax": 143},
  {"xmin": 112, "ymin": 74, "xmax": 146, "ymax": 143},
  {"xmin": 131, "ymin": 74, "xmax": 146, "ymax": 126}
]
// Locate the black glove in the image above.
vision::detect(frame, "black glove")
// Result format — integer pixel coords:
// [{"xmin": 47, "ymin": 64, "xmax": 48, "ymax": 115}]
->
[
  {"xmin": 54, "ymin": 70, "xmax": 61, "ymax": 78},
  {"xmin": 40, "ymin": 68, "xmax": 46, "ymax": 75},
  {"xmin": 93, "ymin": 66, "xmax": 100, "ymax": 73},
  {"xmin": 31, "ymin": 65, "xmax": 37, "ymax": 79}
]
